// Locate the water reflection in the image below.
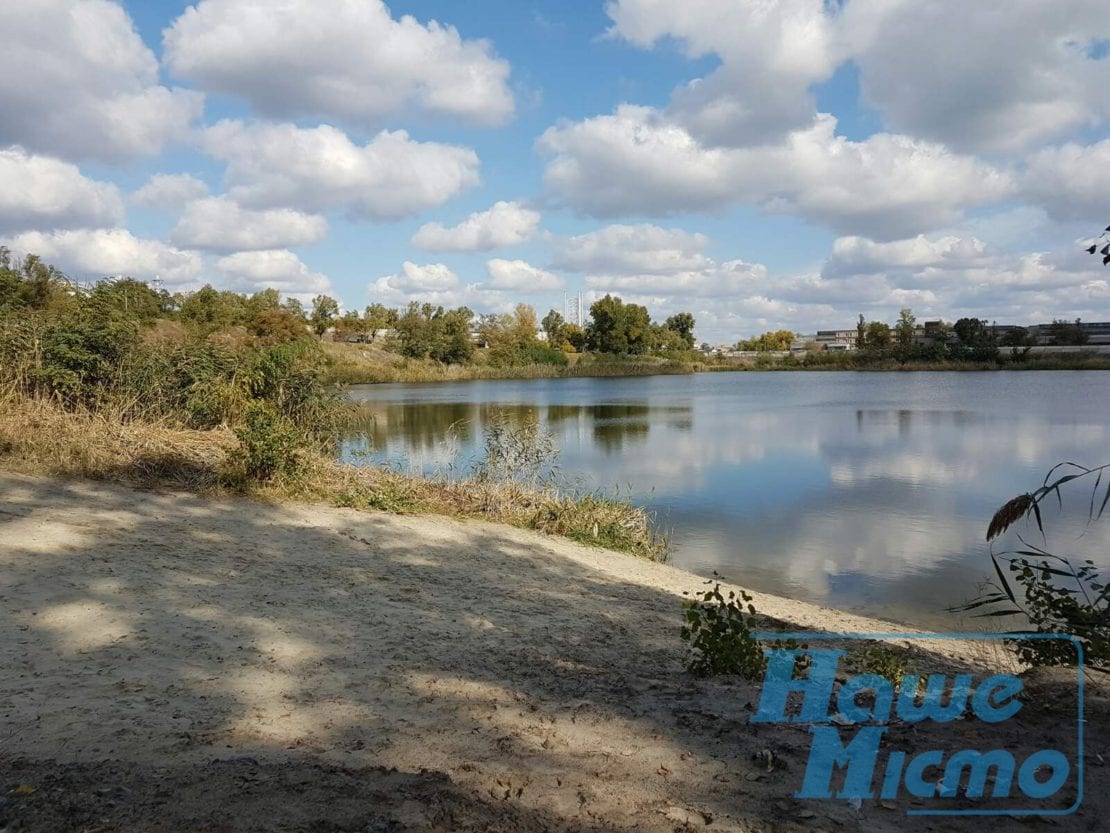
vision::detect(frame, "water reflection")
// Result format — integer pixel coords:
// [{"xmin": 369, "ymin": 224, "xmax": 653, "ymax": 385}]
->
[{"xmin": 342, "ymin": 372, "xmax": 1110, "ymax": 627}]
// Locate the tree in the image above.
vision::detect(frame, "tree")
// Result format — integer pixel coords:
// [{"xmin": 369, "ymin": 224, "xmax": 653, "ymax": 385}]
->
[
  {"xmin": 895, "ymin": 308, "xmax": 916, "ymax": 347},
  {"xmin": 541, "ymin": 309, "xmax": 565, "ymax": 346},
  {"xmin": 860, "ymin": 321, "xmax": 891, "ymax": 350},
  {"xmin": 664, "ymin": 312, "xmax": 696, "ymax": 349},
  {"xmin": 395, "ymin": 302, "xmax": 474, "ymax": 363},
  {"xmin": 310, "ymin": 294, "xmax": 340, "ymax": 337},
  {"xmin": 735, "ymin": 330, "xmax": 794, "ymax": 352},
  {"xmin": 586, "ymin": 294, "xmax": 653, "ymax": 354},
  {"xmin": 364, "ymin": 303, "xmax": 398, "ymax": 331},
  {"xmin": 1049, "ymin": 318, "xmax": 1088, "ymax": 346},
  {"xmin": 562, "ymin": 323, "xmax": 586, "ymax": 352}
]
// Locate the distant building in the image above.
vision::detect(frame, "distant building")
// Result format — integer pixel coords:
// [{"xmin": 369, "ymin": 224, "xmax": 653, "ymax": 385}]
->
[
  {"xmin": 1026, "ymin": 321, "xmax": 1110, "ymax": 345},
  {"xmin": 815, "ymin": 329, "xmax": 858, "ymax": 350}
]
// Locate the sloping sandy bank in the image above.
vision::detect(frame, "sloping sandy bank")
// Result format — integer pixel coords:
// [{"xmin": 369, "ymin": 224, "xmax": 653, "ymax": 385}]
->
[{"xmin": 0, "ymin": 473, "xmax": 1102, "ymax": 832}]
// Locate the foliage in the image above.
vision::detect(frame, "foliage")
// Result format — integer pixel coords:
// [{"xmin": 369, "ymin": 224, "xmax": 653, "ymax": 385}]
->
[
  {"xmin": 680, "ymin": 579, "xmax": 767, "ymax": 679},
  {"xmin": 475, "ymin": 412, "xmax": 559, "ymax": 487},
  {"xmin": 664, "ymin": 312, "xmax": 696, "ymax": 349},
  {"xmin": 586, "ymin": 294, "xmax": 654, "ymax": 354},
  {"xmin": 228, "ymin": 401, "xmax": 307, "ymax": 483},
  {"xmin": 1049, "ymin": 318, "xmax": 1089, "ymax": 346},
  {"xmin": 894, "ymin": 308, "xmax": 916, "ymax": 348},
  {"xmin": 395, "ymin": 302, "xmax": 474, "ymax": 363},
  {"xmin": 311, "ymin": 294, "xmax": 340, "ymax": 336},
  {"xmin": 735, "ymin": 329, "xmax": 795, "ymax": 352},
  {"xmin": 541, "ymin": 309, "xmax": 565, "ymax": 347},
  {"xmin": 957, "ymin": 462, "xmax": 1110, "ymax": 670}
]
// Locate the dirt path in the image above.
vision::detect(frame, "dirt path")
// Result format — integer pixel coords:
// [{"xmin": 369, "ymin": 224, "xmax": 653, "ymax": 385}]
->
[{"xmin": 0, "ymin": 473, "xmax": 1103, "ymax": 832}]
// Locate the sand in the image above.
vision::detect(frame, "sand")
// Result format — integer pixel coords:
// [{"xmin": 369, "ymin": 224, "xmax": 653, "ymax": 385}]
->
[{"xmin": 0, "ymin": 472, "xmax": 1104, "ymax": 832}]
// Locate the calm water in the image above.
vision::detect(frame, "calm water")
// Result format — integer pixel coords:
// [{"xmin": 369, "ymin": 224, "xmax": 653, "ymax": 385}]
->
[{"xmin": 342, "ymin": 372, "xmax": 1110, "ymax": 628}]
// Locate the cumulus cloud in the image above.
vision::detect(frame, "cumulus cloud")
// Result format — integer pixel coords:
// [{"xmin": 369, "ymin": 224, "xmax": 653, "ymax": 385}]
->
[
  {"xmin": 841, "ymin": 0, "xmax": 1110, "ymax": 153},
  {"xmin": 131, "ymin": 174, "xmax": 209, "ymax": 211},
  {"xmin": 372, "ymin": 262, "xmax": 460, "ymax": 296},
  {"xmin": 0, "ymin": 0, "xmax": 202, "ymax": 162},
  {"xmin": 607, "ymin": 0, "xmax": 1110, "ymax": 154},
  {"xmin": 1022, "ymin": 139, "xmax": 1110, "ymax": 223},
  {"xmin": 216, "ymin": 249, "xmax": 332, "ymax": 299},
  {"xmin": 164, "ymin": 0, "xmax": 513, "ymax": 128},
  {"xmin": 171, "ymin": 196, "xmax": 327, "ymax": 252},
  {"xmin": 823, "ymin": 234, "xmax": 992, "ymax": 278},
  {"xmin": 7, "ymin": 228, "xmax": 202, "ymax": 286},
  {"xmin": 412, "ymin": 201, "xmax": 540, "ymax": 251},
  {"xmin": 204, "ymin": 120, "xmax": 480, "ymax": 220},
  {"xmin": 551, "ymin": 224, "xmax": 711, "ymax": 275},
  {"xmin": 539, "ymin": 110, "xmax": 1013, "ymax": 239},
  {"xmin": 483, "ymin": 259, "xmax": 562, "ymax": 291},
  {"xmin": 607, "ymin": 0, "xmax": 838, "ymax": 145},
  {"xmin": 0, "ymin": 148, "xmax": 124, "ymax": 233}
]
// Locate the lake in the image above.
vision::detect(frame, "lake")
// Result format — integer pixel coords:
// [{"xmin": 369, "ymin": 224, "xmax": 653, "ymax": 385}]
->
[{"xmin": 342, "ymin": 371, "xmax": 1110, "ymax": 628}]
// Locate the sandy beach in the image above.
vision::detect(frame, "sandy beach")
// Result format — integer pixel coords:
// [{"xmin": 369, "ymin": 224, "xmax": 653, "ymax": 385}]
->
[{"xmin": 0, "ymin": 472, "xmax": 1104, "ymax": 832}]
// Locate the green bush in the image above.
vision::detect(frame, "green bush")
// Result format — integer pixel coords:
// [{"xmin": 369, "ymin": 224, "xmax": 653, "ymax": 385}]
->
[
  {"xmin": 681, "ymin": 580, "xmax": 767, "ymax": 678},
  {"xmin": 229, "ymin": 401, "xmax": 308, "ymax": 483}
]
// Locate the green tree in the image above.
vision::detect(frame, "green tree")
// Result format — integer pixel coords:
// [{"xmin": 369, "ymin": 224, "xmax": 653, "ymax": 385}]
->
[
  {"xmin": 541, "ymin": 309, "xmax": 565, "ymax": 346},
  {"xmin": 895, "ymin": 308, "xmax": 916, "ymax": 347},
  {"xmin": 395, "ymin": 302, "xmax": 474, "ymax": 363},
  {"xmin": 586, "ymin": 294, "xmax": 653, "ymax": 354},
  {"xmin": 664, "ymin": 312, "xmax": 696, "ymax": 349},
  {"xmin": 364, "ymin": 303, "xmax": 398, "ymax": 331},
  {"xmin": 860, "ymin": 321, "xmax": 892, "ymax": 351},
  {"xmin": 310, "ymin": 294, "xmax": 340, "ymax": 337},
  {"xmin": 735, "ymin": 329, "xmax": 794, "ymax": 351}
]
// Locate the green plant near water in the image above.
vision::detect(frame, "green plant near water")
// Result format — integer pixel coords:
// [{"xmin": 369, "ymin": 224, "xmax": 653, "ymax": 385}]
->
[
  {"xmin": 475, "ymin": 412, "xmax": 559, "ymax": 487},
  {"xmin": 681, "ymin": 579, "xmax": 767, "ymax": 678},
  {"xmin": 957, "ymin": 462, "xmax": 1110, "ymax": 671},
  {"xmin": 227, "ymin": 401, "xmax": 307, "ymax": 483}
]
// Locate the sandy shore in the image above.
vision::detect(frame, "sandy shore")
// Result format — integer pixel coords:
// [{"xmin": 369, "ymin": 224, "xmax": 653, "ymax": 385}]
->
[{"xmin": 0, "ymin": 472, "xmax": 1103, "ymax": 832}]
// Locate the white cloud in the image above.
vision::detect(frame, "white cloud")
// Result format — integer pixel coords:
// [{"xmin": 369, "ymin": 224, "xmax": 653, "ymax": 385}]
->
[
  {"xmin": 1022, "ymin": 139, "xmax": 1110, "ymax": 223},
  {"xmin": 484, "ymin": 259, "xmax": 562, "ymax": 291},
  {"xmin": 0, "ymin": 0, "xmax": 202, "ymax": 162},
  {"xmin": 7, "ymin": 228, "xmax": 202, "ymax": 286},
  {"xmin": 412, "ymin": 201, "xmax": 539, "ymax": 251},
  {"xmin": 372, "ymin": 262, "xmax": 459, "ymax": 296},
  {"xmin": 131, "ymin": 174, "xmax": 210, "ymax": 211},
  {"xmin": 823, "ymin": 234, "xmax": 992, "ymax": 278},
  {"xmin": 841, "ymin": 0, "xmax": 1110, "ymax": 153},
  {"xmin": 0, "ymin": 148, "xmax": 124, "ymax": 233},
  {"xmin": 607, "ymin": 0, "xmax": 838, "ymax": 144},
  {"xmin": 551, "ymin": 224, "xmax": 711, "ymax": 274},
  {"xmin": 216, "ymin": 249, "xmax": 332, "ymax": 299},
  {"xmin": 204, "ymin": 121, "xmax": 480, "ymax": 220},
  {"xmin": 171, "ymin": 196, "xmax": 327, "ymax": 252},
  {"xmin": 539, "ymin": 110, "xmax": 1013, "ymax": 239},
  {"xmin": 607, "ymin": 0, "xmax": 1110, "ymax": 154},
  {"xmin": 164, "ymin": 0, "xmax": 512, "ymax": 128}
]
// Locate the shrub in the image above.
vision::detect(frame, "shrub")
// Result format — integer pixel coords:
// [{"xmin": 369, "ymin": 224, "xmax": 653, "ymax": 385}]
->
[
  {"xmin": 228, "ymin": 401, "xmax": 307, "ymax": 483},
  {"xmin": 681, "ymin": 579, "xmax": 767, "ymax": 678}
]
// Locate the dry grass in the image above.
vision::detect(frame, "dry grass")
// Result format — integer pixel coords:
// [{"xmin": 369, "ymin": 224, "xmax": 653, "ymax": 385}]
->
[{"xmin": 0, "ymin": 392, "xmax": 665, "ymax": 560}]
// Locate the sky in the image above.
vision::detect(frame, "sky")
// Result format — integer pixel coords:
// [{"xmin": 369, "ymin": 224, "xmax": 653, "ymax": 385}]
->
[{"xmin": 2, "ymin": 0, "xmax": 1109, "ymax": 344}]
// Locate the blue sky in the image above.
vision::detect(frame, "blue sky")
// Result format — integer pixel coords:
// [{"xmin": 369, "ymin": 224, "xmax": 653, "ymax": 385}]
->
[{"xmin": 2, "ymin": 1, "xmax": 1109, "ymax": 342}]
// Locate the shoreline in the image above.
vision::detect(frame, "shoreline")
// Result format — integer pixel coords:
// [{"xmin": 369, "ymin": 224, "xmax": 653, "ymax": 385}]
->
[{"xmin": 4, "ymin": 472, "xmax": 1097, "ymax": 831}]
